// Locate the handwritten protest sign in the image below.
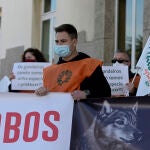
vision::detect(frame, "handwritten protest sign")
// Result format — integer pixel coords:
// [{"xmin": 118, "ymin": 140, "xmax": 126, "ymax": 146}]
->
[
  {"xmin": 102, "ymin": 66, "xmax": 129, "ymax": 96},
  {"xmin": 11, "ymin": 62, "xmax": 50, "ymax": 90}
]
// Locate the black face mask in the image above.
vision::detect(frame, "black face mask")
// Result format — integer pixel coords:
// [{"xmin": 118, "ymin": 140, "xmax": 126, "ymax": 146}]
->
[
  {"xmin": 24, "ymin": 59, "xmax": 36, "ymax": 62},
  {"xmin": 111, "ymin": 59, "xmax": 129, "ymax": 64}
]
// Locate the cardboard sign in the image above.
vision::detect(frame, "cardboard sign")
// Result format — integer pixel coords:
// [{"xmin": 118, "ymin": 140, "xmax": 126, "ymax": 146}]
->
[
  {"xmin": 102, "ymin": 66, "xmax": 129, "ymax": 96},
  {"xmin": 11, "ymin": 62, "xmax": 50, "ymax": 90},
  {"xmin": 0, "ymin": 92, "xmax": 73, "ymax": 150}
]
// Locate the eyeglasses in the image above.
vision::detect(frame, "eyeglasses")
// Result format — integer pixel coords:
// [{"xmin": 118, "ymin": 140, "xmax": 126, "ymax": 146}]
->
[{"xmin": 111, "ymin": 59, "xmax": 129, "ymax": 64}]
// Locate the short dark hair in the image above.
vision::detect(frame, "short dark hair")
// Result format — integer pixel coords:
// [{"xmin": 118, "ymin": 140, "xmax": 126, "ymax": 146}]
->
[
  {"xmin": 22, "ymin": 48, "xmax": 47, "ymax": 62},
  {"xmin": 55, "ymin": 24, "xmax": 78, "ymax": 39}
]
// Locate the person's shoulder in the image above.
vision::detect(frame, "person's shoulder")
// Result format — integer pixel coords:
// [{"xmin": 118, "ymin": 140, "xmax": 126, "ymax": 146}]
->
[
  {"xmin": 68, "ymin": 52, "xmax": 90, "ymax": 62},
  {"xmin": 78, "ymin": 52, "xmax": 90, "ymax": 59},
  {"xmin": 78, "ymin": 52, "xmax": 102, "ymax": 63}
]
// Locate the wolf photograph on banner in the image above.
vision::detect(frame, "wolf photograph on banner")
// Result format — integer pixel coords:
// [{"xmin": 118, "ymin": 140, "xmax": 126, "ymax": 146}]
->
[
  {"xmin": 70, "ymin": 97, "xmax": 150, "ymax": 150},
  {"xmin": 79, "ymin": 101, "xmax": 142, "ymax": 150}
]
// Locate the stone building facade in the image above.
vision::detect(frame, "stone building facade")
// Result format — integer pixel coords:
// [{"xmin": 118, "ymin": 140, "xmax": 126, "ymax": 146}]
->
[{"xmin": 0, "ymin": 0, "xmax": 149, "ymax": 79}]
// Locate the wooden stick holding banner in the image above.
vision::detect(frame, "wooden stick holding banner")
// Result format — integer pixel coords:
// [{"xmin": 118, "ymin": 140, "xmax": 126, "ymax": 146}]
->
[{"xmin": 131, "ymin": 67, "xmax": 140, "ymax": 84}]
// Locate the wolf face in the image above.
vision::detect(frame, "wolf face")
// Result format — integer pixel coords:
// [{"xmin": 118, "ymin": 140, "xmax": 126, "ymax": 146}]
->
[
  {"xmin": 95, "ymin": 101, "xmax": 142, "ymax": 144},
  {"xmin": 72, "ymin": 101, "xmax": 141, "ymax": 150}
]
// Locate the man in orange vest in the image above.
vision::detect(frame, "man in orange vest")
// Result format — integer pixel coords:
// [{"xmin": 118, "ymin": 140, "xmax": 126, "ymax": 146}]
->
[
  {"xmin": 35, "ymin": 24, "xmax": 111, "ymax": 100},
  {"xmin": 112, "ymin": 50, "xmax": 140, "ymax": 96}
]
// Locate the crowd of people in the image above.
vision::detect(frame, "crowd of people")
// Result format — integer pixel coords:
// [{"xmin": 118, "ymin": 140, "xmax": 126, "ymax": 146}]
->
[
  {"xmin": 0, "ymin": 23, "xmax": 142, "ymax": 150},
  {"xmin": 6, "ymin": 23, "xmax": 141, "ymax": 100}
]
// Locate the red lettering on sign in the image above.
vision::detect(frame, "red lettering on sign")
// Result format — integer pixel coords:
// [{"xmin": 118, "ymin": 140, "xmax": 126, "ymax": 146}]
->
[
  {"xmin": 3, "ymin": 112, "xmax": 21, "ymax": 143},
  {"xmin": 2, "ymin": 111, "xmax": 60, "ymax": 143},
  {"xmin": 23, "ymin": 112, "xmax": 40, "ymax": 142},
  {"xmin": 42, "ymin": 111, "xmax": 60, "ymax": 141}
]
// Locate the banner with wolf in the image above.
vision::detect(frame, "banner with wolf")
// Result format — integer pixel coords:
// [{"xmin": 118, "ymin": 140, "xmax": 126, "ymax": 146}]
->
[{"xmin": 70, "ymin": 96, "xmax": 150, "ymax": 150}]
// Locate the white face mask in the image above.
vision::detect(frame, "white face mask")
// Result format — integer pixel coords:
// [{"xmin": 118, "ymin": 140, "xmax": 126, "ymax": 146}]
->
[{"xmin": 113, "ymin": 61, "xmax": 127, "ymax": 67}]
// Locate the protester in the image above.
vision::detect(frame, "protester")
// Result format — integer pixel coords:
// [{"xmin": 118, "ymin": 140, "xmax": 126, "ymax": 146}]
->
[
  {"xmin": 9, "ymin": 48, "xmax": 47, "ymax": 92},
  {"xmin": 112, "ymin": 50, "xmax": 140, "ymax": 96},
  {"xmin": 35, "ymin": 24, "xmax": 111, "ymax": 100}
]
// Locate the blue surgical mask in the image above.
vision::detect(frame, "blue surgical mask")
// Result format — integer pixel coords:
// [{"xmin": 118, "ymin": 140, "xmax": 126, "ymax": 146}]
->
[{"xmin": 54, "ymin": 45, "xmax": 71, "ymax": 57}]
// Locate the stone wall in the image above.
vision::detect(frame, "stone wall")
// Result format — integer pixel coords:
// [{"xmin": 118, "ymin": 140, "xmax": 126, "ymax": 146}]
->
[
  {"xmin": 0, "ymin": 46, "xmax": 24, "ymax": 79},
  {"xmin": 77, "ymin": 0, "xmax": 115, "ymax": 65}
]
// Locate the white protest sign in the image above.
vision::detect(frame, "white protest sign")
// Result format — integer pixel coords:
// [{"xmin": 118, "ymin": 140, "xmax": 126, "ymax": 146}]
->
[
  {"xmin": 102, "ymin": 66, "xmax": 129, "ymax": 96},
  {"xmin": 11, "ymin": 62, "xmax": 50, "ymax": 90},
  {"xmin": 0, "ymin": 92, "xmax": 74, "ymax": 150}
]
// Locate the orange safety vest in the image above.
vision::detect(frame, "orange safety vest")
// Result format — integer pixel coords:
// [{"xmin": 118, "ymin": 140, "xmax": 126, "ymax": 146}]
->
[
  {"xmin": 43, "ymin": 58, "xmax": 103, "ymax": 92},
  {"xmin": 129, "ymin": 75, "xmax": 140, "ymax": 89}
]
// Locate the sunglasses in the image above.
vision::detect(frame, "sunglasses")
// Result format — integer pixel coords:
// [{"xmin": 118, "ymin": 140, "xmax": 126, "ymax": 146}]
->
[{"xmin": 111, "ymin": 59, "xmax": 129, "ymax": 64}]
